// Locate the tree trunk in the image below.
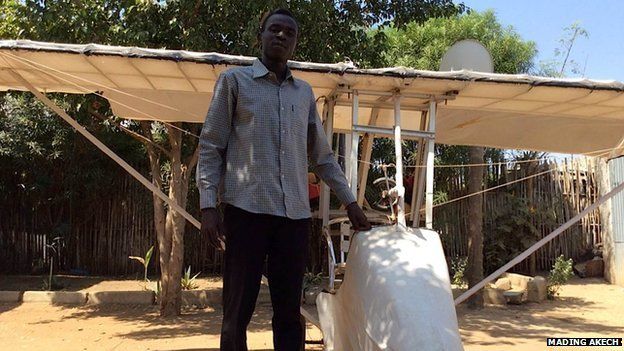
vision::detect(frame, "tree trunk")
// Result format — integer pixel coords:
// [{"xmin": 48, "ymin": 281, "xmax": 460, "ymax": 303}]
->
[
  {"xmin": 527, "ymin": 165, "xmax": 537, "ymax": 276},
  {"xmin": 160, "ymin": 127, "xmax": 191, "ymax": 316},
  {"xmin": 467, "ymin": 146, "xmax": 484, "ymax": 308},
  {"xmin": 141, "ymin": 122, "xmax": 198, "ymax": 317},
  {"xmin": 597, "ymin": 158, "xmax": 615, "ymax": 284}
]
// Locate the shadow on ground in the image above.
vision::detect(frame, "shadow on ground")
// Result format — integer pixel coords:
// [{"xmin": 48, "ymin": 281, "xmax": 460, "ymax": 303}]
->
[
  {"xmin": 156, "ymin": 349, "xmax": 273, "ymax": 351},
  {"xmin": 457, "ymin": 278, "xmax": 624, "ymax": 347},
  {"xmin": 30, "ymin": 302, "xmax": 273, "ymax": 340}
]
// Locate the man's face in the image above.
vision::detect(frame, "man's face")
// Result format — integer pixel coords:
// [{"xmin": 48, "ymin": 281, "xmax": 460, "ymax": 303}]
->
[{"xmin": 260, "ymin": 14, "xmax": 298, "ymax": 62}]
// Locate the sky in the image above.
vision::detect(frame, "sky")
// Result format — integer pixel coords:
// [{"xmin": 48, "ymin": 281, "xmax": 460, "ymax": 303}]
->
[{"xmin": 463, "ymin": 0, "xmax": 624, "ymax": 81}]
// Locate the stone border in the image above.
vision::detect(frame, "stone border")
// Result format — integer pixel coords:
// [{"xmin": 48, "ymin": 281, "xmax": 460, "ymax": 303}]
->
[
  {"xmin": 0, "ymin": 287, "xmax": 272, "ymax": 306},
  {"xmin": 88, "ymin": 291, "xmax": 154, "ymax": 305},
  {"xmin": 0, "ymin": 291, "xmax": 23, "ymax": 303},
  {"xmin": 23, "ymin": 291, "xmax": 87, "ymax": 304}
]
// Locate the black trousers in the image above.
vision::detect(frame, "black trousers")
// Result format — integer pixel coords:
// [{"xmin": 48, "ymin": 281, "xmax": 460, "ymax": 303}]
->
[{"xmin": 220, "ymin": 205, "xmax": 309, "ymax": 351}]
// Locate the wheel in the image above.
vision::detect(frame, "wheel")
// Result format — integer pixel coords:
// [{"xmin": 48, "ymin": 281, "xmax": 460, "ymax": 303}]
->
[{"xmin": 368, "ymin": 177, "xmax": 397, "ymax": 212}]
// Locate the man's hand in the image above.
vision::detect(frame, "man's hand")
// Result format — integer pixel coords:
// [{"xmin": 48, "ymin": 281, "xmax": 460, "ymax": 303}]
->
[
  {"xmin": 201, "ymin": 208, "xmax": 226, "ymax": 250},
  {"xmin": 346, "ymin": 202, "xmax": 372, "ymax": 232}
]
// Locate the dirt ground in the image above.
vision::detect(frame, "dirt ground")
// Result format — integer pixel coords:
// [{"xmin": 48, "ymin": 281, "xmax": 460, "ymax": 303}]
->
[{"xmin": 0, "ymin": 277, "xmax": 622, "ymax": 350}]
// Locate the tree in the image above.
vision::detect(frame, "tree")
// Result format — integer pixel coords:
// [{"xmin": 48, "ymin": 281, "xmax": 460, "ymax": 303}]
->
[
  {"xmin": 537, "ymin": 21, "xmax": 589, "ymax": 77},
  {"xmin": 0, "ymin": 0, "xmax": 464, "ymax": 316},
  {"xmin": 379, "ymin": 10, "xmax": 537, "ymax": 308}
]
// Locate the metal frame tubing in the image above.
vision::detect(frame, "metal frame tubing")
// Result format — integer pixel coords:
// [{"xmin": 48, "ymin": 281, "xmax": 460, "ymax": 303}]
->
[
  {"xmin": 425, "ymin": 100, "xmax": 437, "ymax": 229},
  {"xmin": 393, "ymin": 94, "xmax": 406, "ymax": 226}
]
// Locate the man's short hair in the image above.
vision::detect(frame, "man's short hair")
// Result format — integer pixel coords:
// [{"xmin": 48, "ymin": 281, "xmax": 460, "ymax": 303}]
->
[{"xmin": 259, "ymin": 8, "xmax": 298, "ymax": 32}]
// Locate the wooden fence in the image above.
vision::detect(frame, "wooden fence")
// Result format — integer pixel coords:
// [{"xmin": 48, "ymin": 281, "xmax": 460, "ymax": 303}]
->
[
  {"xmin": 0, "ymin": 172, "xmax": 220, "ymax": 276},
  {"xmin": 435, "ymin": 158, "xmax": 601, "ymax": 274},
  {"xmin": 1, "ymin": 158, "xmax": 601, "ymax": 276}
]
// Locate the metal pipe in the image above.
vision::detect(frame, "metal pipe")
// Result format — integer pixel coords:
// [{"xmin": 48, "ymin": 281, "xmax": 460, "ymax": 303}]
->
[
  {"xmin": 352, "ymin": 125, "xmax": 434, "ymax": 139},
  {"xmin": 411, "ymin": 111, "xmax": 429, "ymax": 227},
  {"xmin": 349, "ymin": 91, "xmax": 359, "ymax": 198},
  {"xmin": 335, "ymin": 99, "xmax": 429, "ymax": 111},
  {"xmin": 425, "ymin": 100, "xmax": 437, "ymax": 229},
  {"xmin": 320, "ymin": 99, "xmax": 335, "ymax": 227},
  {"xmin": 394, "ymin": 94, "xmax": 406, "ymax": 226},
  {"xmin": 336, "ymin": 87, "xmax": 456, "ymax": 100}
]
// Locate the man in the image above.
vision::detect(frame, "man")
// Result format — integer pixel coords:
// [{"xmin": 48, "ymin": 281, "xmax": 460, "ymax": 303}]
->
[{"xmin": 197, "ymin": 8, "xmax": 371, "ymax": 351}]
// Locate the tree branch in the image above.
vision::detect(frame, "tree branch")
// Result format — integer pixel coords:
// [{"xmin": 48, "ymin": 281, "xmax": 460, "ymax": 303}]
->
[
  {"xmin": 184, "ymin": 144, "xmax": 200, "ymax": 184},
  {"xmin": 89, "ymin": 109, "xmax": 172, "ymax": 158},
  {"xmin": 140, "ymin": 121, "xmax": 164, "ymax": 189}
]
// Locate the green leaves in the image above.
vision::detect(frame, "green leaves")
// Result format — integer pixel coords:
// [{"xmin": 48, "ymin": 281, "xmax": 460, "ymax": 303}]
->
[
  {"xmin": 379, "ymin": 10, "xmax": 536, "ymax": 74},
  {"xmin": 547, "ymin": 255, "xmax": 574, "ymax": 299},
  {"xmin": 129, "ymin": 245, "xmax": 154, "ymax": 282},
  {"xmin": 181, "ymin": 265, "xmax": 200, "ymax": 290},
  {"xmin": 0, "ymin": 1, "xmax": 464, "ymax": 66}
]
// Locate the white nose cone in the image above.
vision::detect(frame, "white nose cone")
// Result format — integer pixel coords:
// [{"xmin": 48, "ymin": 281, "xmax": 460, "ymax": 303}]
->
[{"xmin": 317, "ymin": 225, "xmax": 464, "ymax": 351}]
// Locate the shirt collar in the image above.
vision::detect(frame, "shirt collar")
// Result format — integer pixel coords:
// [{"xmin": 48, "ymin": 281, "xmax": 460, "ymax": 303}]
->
[{"xmin": 252, "ymin": 58, "xmax": 296, "ymax": 85}]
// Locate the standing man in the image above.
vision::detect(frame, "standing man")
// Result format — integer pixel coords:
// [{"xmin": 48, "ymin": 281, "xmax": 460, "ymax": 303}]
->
[{"xmin": 197, "ymin": 8, "xmax": 371, "ymax": 351}]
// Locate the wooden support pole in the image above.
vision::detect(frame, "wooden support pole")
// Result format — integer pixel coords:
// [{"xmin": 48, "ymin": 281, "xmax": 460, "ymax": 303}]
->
[{"xmin": 8, "ymin": 69, "xmax": 200, "ymax": 229}]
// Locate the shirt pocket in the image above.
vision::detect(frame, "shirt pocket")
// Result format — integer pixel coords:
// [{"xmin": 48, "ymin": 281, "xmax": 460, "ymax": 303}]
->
[{"xmin": 290, "ymin": 102, "xmax": 309, "ymax": 137}]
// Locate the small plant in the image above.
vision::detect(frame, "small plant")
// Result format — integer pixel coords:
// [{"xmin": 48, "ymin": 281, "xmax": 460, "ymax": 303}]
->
[
  {"xmin": 303, "ymin": 272, "xmax": 323, "ymax": 292},
  {"xmin": 547, "ymin": 255, "xmax": 574, "ymax": 299},
  {"xmin": 302, "ymin": 272, "xmax": 324, "ymax": 305},
  {"xmin": 129, "ymin": 245, "xmax": 154, "ymax": 282},
  {"xmin": 43, "ymin": 236, "xmax": 64, "ymax": 291},
  {"xmin": 450, "ymin": 256, "xmax": 468, "ymax": 288},
  {"xmin": 181, "ymin": 266, "xmax": 200, "ymax": 290}
]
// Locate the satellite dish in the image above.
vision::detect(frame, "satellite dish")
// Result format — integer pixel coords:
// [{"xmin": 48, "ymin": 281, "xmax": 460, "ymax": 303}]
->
[{"xmin": 440, "ymin": 39, "xmax": 493, "ymax": 73}]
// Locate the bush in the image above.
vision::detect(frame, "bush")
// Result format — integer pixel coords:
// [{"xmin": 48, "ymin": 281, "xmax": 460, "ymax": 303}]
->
[
  {"xmin": 303, "ymin": 272, "xmax": 323, "ymax": 292},
  {"xmin": 181, "ymin": 266, "xmax": 200, "ymax": 290},
  {"xmin": 547, "ymin": 255, "xmax": 574, "ymax": 299},
  {"xmin": 450, "ymin": 256, "xmax": 468, "ymax": 287}
]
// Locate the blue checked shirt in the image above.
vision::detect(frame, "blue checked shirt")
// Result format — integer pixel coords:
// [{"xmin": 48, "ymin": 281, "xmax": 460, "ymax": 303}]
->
[{"xmin": 197, "ymin": 59, "xmax": 355, "ymax": 219}]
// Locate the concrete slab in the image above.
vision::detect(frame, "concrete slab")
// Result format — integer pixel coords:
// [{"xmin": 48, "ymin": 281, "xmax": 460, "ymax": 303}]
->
[
  {"xmin": 494, "ymin": 277, "xmax": 511, "ymax": 290},
  {"xmin": 180, "ymin": 287, "xmax": 271, "ymax": 307},
  {"xmin": 88, "ymin": 291, "xmax": 154, "ymax": 305},
  {"xmin": 504, "ymin": 290, "xmax": 524, "ymax": 305},
  {"xmin": 505, "ymin": 273, "xmax": 532, "ymax": 291},
  {"xmin": 22, "ymin": 291, "xmax": 87, "ymax": 304},
  {"xmin": 181, "ymin": 289, "xmax": 221, "ymax": 307},
  {"xmin": 527, "ymin": 276, "xmax": 547, "ymax": 302},
  {"xmin": 0, "ymin": 291, "xmax": 22, "ymax": 302},
  {"xmin": 484, "ymin": 286, "xmax": 506, "ymax": 305}
]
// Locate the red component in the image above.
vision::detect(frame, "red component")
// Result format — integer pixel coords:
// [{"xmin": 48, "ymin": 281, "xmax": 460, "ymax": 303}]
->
[{"xmin": 308, "ymin": 183, "xmax": 321, "ymax": 200}]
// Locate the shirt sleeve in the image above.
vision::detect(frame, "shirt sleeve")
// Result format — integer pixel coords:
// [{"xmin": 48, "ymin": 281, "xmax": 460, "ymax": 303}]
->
[
  {"xmin": 196, "ymin": 72, "xmax": 237, "ymax": 209},
  {"xmin": 307, "ymin": 91, "xmax": 357, "ymax": 206}
]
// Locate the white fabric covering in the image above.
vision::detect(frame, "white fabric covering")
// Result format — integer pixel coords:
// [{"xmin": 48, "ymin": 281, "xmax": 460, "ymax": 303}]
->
[
  {"xmin": 317, "ymin": 225, "xmax": 463, "ymax": 351},
  {"xmin": 1, "ymin": 40, "xmax": 624, "ymax": 155}
]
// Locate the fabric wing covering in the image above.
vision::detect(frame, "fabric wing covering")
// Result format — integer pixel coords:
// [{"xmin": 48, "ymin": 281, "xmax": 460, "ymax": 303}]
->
[
  {"xmin": 1, "ymin": 40, "xmax": 624, "ymax": 156},
  {"xmin": 316, "ymin": 225, "xmax": 464, "ymax": 351}
]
